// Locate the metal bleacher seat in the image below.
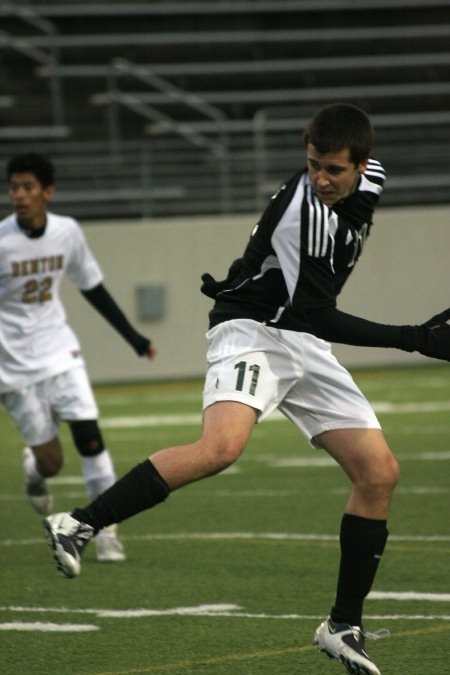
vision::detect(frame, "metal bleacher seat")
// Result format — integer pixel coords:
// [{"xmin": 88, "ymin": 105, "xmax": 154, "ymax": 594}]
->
[{"xmin": 1, "ymin": 0, "xmax": 449, "ymax": 217}]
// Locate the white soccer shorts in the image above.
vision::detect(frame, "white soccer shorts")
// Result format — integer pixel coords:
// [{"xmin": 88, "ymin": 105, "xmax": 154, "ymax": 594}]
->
[
  {"xmin": 203, "ymin": 319, "xmax": 381, "ymax": 447},
  {"xmin": 0, "ymin": 365, "xmax": 99, "ymax": 446}
]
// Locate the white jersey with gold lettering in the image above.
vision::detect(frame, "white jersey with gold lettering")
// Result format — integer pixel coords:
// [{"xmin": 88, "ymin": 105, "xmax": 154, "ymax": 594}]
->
[{"xmin": 0, "ymin": 212, "xmax": 103, "ymax": 393}]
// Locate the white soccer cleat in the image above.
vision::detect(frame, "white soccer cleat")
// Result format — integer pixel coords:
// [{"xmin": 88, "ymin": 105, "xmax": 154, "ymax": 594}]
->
[
  {"xmin": 23, "ymin": 447, "xmax": 54, "ymax": 515},
  {"xmin": 313, "ymin": 617, "xmax": 382, "ymax": 675},
  {"xmin": 95, "ymin": 524, "xmax": 126, "ymax": 562},
  {"xmin": 43, "ymin": 512, "xmax": 94, "ymax": 578}
]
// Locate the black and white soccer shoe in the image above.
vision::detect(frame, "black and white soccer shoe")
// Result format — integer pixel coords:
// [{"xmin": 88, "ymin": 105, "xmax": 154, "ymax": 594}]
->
[
  {"xmin": 43, "ymin": 512, "xmax": 94, "ymax": 578},
  {"xmin": 313, "ymin": 617, "xmax": 387, "ymax": 675}
]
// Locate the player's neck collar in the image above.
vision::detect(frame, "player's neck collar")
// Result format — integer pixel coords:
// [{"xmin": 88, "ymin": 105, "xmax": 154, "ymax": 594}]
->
[{"xmin": 17, "ymin": 216, "xmax": 47, "ymax": 238}]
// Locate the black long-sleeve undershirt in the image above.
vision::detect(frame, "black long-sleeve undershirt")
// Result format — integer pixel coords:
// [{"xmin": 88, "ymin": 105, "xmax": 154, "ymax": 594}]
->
[
  {"xmin": 81, "ymin": 283, "xmax": 150, "ymax": 356},
  {"xmin": 299, "ymin": 306, "xmax": 418, "ymax": 352}
]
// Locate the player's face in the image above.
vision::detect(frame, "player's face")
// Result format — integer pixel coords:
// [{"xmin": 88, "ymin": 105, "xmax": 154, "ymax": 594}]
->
[
  {"xmin": 8, "ymin": 172, "xmax": 54, "ymax": 229},
  {"xmin": 306, "ymin": 144, "xmax": 368, "ymax": 206}
]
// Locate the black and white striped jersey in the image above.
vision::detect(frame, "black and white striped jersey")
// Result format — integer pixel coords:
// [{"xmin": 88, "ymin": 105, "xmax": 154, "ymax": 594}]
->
[{"xmin": 207, "ymin": 159, "xmax": 390, "ymax": 344}]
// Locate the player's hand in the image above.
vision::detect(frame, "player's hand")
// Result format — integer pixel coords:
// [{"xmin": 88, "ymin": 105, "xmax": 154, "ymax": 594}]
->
[
  {"xmin": 144, "ymin": 343, "xmax": 157, "ymax": 360},
  {"xmin": 133, "ymin": 335, "xmax": 156, "ymax": 359},
  {"xmin": 423, "ymin": 307, "xmax": 450, "ymax": 328},
  {"xmin": 200, "ymin": 258, "xmax": 243, "ymax": 299},
  {"xmin": 200, "ymin": 273, "xmax": 222, "ymax": 298},
  {"xmin": 414, "ymin": 323, "xmax": 450, "ymax": 361},
  {"xmin": 200, "ymin": 273, "xmax": 233, "ymax": 298}
]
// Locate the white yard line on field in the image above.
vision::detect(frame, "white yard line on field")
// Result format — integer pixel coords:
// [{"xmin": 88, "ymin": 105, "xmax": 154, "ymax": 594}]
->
[
  {"xmin": 1, "ymin": 603, "xmax": 450, "ymax": 631},
  {"xmin": 369, "ymin": 591, "xmax": 450, "ymax": 602},
  {"xmin": 3, "ymin": 531, "xmax": 450, "ymax": 548},
  {"xmin": 272, "ymin": 450, "xmax": 450, "ymax": 466},
  {"xmin": 99, "ymin": 400, "xmax": 450, "ymax": 429},
  {"xmin": 0, "ymin": 621, "xmax": 98, "ymax": 631}
]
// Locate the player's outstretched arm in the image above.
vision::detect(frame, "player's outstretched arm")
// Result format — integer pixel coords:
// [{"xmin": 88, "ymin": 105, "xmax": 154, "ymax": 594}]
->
[
  {"xmin": 301, "ymin": 306, "xmax": 450, "ymax": 362},
  {"xmin": 81, "ymin": 283, "xmax": 156, "ymax": 358}
]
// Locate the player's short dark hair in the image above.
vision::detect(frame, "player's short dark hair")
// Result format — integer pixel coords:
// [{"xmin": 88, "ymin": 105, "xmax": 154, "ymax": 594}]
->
[
  {"xmin": 6, "ymin": 153, "xmax": 55, "ymax": 188},
  {"xmin": 304, "ymin": 103, "xmax": 373, "ymax": 165}
]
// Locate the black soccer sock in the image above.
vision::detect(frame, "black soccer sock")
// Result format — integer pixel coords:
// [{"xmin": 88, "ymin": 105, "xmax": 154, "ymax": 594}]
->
[
  {"xmin": 330, "ymin": 513, "xmax": 388, "ymax": 627},
  {"xmin": 71, "ymin": 459, "xmax": 170, "ymax": 533}
]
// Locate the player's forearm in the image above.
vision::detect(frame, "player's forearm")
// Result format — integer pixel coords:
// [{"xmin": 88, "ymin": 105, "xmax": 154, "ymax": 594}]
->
[
  {"xmin": 302, "ymin": 307, "xmax": 408, "ymax": 348},
  {"xmin": 301, "ymin": 306, "xmax": 450, "ymax": 361},
  {"xmin": 81, "ymin": 283, "xmax": 150, "ymax": 355}
]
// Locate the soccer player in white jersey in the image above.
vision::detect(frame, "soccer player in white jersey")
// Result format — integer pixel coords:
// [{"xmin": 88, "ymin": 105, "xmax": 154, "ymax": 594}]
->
[
  {"xmin": 43, "ymin": 105, "xmax": 450, "ymax": 674},
  {"xmin": 0, "ymin": 153, "xmax": 156, "ymax": 562}
]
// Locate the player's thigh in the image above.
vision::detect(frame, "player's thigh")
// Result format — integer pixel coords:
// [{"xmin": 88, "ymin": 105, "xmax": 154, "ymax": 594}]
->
[
  {"xmin": 280, "ymin": 334, "xmax": 381, "ymax": 446},
  {"xmin": 0, "ymin": 383, "xmax": 58, "ymax": 446},
  {"xmin": 202, "ymin": 399, "xmax": 257, "ymax": 457},
  {"xmin": 51, "ymin": 366, "xmax": 99, "ymax": 421},
  {"xmin": 203, "ymin": 319, "xmax": 296, "ymax": 418},
  {"xmin": 316, "ymin": 427, "xmax": 398, "ymax": 486}
]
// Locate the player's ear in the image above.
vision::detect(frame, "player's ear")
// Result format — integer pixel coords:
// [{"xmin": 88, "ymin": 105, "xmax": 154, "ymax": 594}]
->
[
  {"xmin": 43, "ymin": 184, "xmax": 55, "ymax": 200},
  {"xmin": 357, "ymin": 158, "xmax": 369, "ymax": 174}
]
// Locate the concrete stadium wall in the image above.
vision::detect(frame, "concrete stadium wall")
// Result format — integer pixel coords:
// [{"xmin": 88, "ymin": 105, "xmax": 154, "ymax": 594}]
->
[{"xmin": 60, "ymin": 206, "xmax": 450, "ymax": 384}]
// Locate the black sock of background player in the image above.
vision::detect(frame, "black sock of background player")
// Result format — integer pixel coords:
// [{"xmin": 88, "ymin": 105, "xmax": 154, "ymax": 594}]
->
[{"xmin": 72, "ymin": 459, "xmax": 170, "ymax": 533}]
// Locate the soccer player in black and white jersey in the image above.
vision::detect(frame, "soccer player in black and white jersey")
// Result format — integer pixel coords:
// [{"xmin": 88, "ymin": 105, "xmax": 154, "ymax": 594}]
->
[
  {"xmin": 44, "ymin": 105, "xmax": 450, "ymax": 674},
  {"xmin": 0, "ymin": 153, "xmax": 156, "ymax": 563}
]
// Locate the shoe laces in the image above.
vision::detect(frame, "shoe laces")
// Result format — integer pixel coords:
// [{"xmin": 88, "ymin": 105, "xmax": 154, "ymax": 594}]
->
[
  {"xmin": 328, "ymin": 618, "xmax": 391, "ymax": 643},
  {"xmin": 73, "ymin": 525, "xmax": 93, "ymax": 549},
  {"xmin": 363, "ymin": 627, "xmax": 390, "ymax": 641}
]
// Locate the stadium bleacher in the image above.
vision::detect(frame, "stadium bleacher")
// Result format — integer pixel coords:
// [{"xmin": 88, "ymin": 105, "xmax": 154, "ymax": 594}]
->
[{"xmin": 1, "ymin": 0, "xmax": 449, "ymax": 218}]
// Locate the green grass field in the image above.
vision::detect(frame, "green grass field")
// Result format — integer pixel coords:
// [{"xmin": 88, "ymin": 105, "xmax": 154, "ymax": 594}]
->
[{"xmin": 1, "ymin": 364, "xmax": 449, "ymax": 674}]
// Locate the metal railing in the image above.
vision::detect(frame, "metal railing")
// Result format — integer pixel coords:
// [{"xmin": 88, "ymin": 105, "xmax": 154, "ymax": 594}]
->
[
  {"xmin": 90, "ymin": 58, "xmax": 232, "ymax": 213},
  {"xmin": 0, "ymin": 2, "xmax": 64, "ymax": 126},
  {"xmin": 2, "ymin": 1, "xmax": 449, "ymax": 217}
]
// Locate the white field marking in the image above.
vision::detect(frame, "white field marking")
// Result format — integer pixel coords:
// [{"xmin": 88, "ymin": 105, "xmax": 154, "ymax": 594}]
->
[
  {"xmin": 183, "ymin": 486, "xmax": 449, "ymax": 497},
  {"xmin": 0, "ymin": 621, "xmax": 98, "ymax": 631},
  {"xmin": 329, "ymin": 486, "xmax": 449, "ymax": 495},
  {"xmin": 369, "ymin": 592, "xmax": 450, "ymax": 602},
  {"xmin": 45, "ymin": 467, "xmax": 241, "ymax": 488},
  {"xmin": 97, "ymin": 604, "xmax": 239, "ymax": 618},
  {"xmin": 1, "ymin": 484, "xmax": 447, "ymax": 505},
  {"xmin": 46, "ymin": 475, "xmax": 84, "ymax": 485},
  {"xmin": 99, "ymin": 400, "xmax": 450, "ymax": 429},
  {"xmin": 384, "ymin": 424, "xmax": 450, "ymax": 435},
  {"xmin": 101, "ymin": 413, "xmax": 202, "ymax": 428},
  {"xmin": 94, "ymin": 374, "xmax": 449, "ymax": 403},
  {"xmin": 1, "ymin": 606, "xmax": 450, "ymax": 622},
  {"xmin": 272, "ymin": 449, "xmax": 450, "ymax": 468},
  {"xmin": 372, "ymin": 400, "xmax": 450, "ymax": 413},
  {"xmin": 399, "ymin": 450, "xmax": 450, "ymax": 460},
  {"xmin": 40, "ymin": 453, "xmax": 448, "ymax": 480},
  {"xmin": 200, "ymin": 489, "xmax": 297, "ymax": 497},
  {"xmin": 272, "ymin": 457, "xmax": 336, "ymax": 467},
  {"xmin": 98, "ymin": 391, "xmax": 201, "ymax": 406},
  {"xmin": 48, "ymin": 451, "xmax": 450, "ymax": 483},
  {"xmin": 361, "ymin": 380, "xmax": 450, "ymax": 393},
  {"xmin": 127, "ymin": 532, "xmax": 450, "ymax": 544},
  {"xmin": 103, "ymin": 425, "xmax": 450, "ymax": 442},
  {"xmin": 97, "ymin": 378, "xmax": 450, "ymax": 404},
  {"xmin": 3, "ymin": 531, "xmax": 450, "ymax": 547},
  {"xmin": 396, "ymin": 486, "xmax": 449, "ymax": 494},
  {"xmin": 0, "ymin": 604, "xmax": 238, "ymax": 617}
]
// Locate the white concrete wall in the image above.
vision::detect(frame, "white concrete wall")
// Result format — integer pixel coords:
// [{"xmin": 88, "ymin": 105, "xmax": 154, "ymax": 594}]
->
[{"xmin": 60, "ymin": 206, "xmax": 450, "ymax": 383}]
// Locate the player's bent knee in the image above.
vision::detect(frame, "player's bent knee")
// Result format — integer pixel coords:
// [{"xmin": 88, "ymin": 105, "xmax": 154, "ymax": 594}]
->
[
  {"xmin": 32, "ymin": 440, "xmax": 64, "ymax": 477},
  {"xmin": 358, "ymin": 454, "xmax": 399, "ymax": 496},
  {"xmin": 213, "ymin": 440, "xmax": 245, "ymax": 469},
  {"xmin": 381, "ymin": 452, "xmax": 400, "ymax": 490},
  {"xmin": 69, "ymin": 420, "xmax": 105, "ymax": 457},
  {"xmin": 39, "ymin": 455, "xmax": 63, "ymax": 477}
]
